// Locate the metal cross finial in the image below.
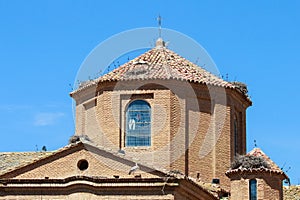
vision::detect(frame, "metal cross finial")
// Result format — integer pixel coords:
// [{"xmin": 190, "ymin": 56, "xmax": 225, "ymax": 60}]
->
[{"xmin": 157, "ymin": 15, "xmax": 162, "ymax": 38}]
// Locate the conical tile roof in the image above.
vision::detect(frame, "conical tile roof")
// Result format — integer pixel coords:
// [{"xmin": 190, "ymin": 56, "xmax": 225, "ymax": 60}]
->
[
  {"xmin": 247, "ymin": 148, "xmax": 281, "ymax": 171},
  {"xmin": 226, "ymin": 148, "xmax": 288, "ymax": 180},
  {"xmin": 98, "ymin": 44, "xmax": 233, "ymax": 88},
  {"xmin": 71, "ymin": 39, "xmax": 250, "ymax": 103}
]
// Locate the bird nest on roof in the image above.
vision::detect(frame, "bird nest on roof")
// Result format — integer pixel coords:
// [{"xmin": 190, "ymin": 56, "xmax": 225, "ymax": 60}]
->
[
  {"xmin": 69, "ymin": 135, "xmax": 91, "ymax": 144},
  {"xmin": 231, "ymin": 155, "xmax": 270, "ymax": 170}
]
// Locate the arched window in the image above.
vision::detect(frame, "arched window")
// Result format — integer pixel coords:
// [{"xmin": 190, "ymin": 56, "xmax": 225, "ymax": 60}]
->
[
  {"xmin": 126, "ymin": 100, "xmax": 151, "ymax": 146},
  {"xmin": 249, "ymin": 179, "xmax": 257, "ymax": 200},
  {"xmin": 234, "ymin": 117, "xmax": 239, "ymax": 156}
]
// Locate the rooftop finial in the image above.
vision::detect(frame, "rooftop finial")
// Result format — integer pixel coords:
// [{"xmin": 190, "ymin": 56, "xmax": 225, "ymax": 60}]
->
[
  {"xmin": 157, "ymin": 15, "xmax": 162, "ymax": 38},
  {"xmin": 155, "ymin": 15, "xmax": 165, "ymax": 48},
  {"xmin": 155, "ymin": 38, "xmax": 165, "ymax": 48}
]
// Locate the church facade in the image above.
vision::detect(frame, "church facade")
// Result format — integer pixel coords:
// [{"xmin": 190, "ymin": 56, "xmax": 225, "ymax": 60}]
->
[{"xmin": 0, "ymin": 37, "xmax": 294, "ymax": 199}]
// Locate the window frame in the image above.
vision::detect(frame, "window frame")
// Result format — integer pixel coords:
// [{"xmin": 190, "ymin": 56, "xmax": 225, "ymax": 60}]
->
[
  {"xmin": 249, "ymin": 179, "xmax": 257, "ymax": 200},
  {"xmin": 125, "ymin": 100, "xmax": 151, "ymax": 147}
]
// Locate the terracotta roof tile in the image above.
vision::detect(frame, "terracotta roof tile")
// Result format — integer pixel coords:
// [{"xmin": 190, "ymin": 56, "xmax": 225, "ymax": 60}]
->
[
  {"xmin": 99, "ymin": 47, "xmax": 233, "ymax": 86},
  {"xmin": 71, "ymin": 44, "xmax": 252, "ymax": 99},
  {"xmin": 0, "ymin": 152, "xmax": 54, "ymax": 176},
  {"xmin": 226, "ymin": 148, "xmax": 288, "ymax": 179},
  {"xmin": 189, "ymin": 177, "xmax": 229, "ymax": 198},
  {"xmin": 247, "ymin": 148, "xmax": 281, "ymax": 171}
]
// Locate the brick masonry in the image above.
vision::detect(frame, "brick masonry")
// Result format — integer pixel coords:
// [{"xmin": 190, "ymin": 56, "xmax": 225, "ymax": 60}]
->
[
  {"xmin": 71, "ymin": 79, "xmax": 251, "ymax": 191},
  {"xmin": 228, "ymin": 172, "xmax": 283, "ymax": 200}
]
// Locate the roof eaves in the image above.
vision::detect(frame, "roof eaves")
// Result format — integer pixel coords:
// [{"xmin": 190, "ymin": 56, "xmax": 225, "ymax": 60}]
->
[
  {"xmin": 70, "ymin": 80, "xmax": 98, "ymax": 97},
  {"xmin": 225, "ymin": 167, "xmax": 288, "ymax": 180}
]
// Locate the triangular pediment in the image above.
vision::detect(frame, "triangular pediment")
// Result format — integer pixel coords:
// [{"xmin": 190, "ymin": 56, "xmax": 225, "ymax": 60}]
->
[
  {"xmin": 0, "ymin": 142, "xmax": 222, "ymax": 199},
  {"xmin": 0, "ymin": 142, "xmax": 165, "ymax": 179}
]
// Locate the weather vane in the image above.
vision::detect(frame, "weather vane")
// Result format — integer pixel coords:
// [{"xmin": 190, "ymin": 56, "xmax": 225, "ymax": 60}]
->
[{"xmin": 157, "ymin": 15, "xmax": 162, "ymax": 38}]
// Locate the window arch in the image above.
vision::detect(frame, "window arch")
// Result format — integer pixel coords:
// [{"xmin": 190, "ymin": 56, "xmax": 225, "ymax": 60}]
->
[
  {"xmin": 249, "ymin": 179, "xmax": 257, "ymax": 200},
  {"xmin": 126, "ymin": 100, "xmax": 151, "ymax": 146}
]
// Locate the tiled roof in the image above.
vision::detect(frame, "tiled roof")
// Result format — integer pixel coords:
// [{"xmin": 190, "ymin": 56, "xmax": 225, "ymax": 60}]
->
[
  {"xmin": 226, "ymin": 148, "xmax": 288, "ymax": 179},
  {"xmin": 189, "ymin": 177, "xmax": 229, "ymax": 198},
  {"xmin": 0, "ymin": 143, "xmax": 86, "ymax": 177},
  {"xmin": 99, "ymin": 46, "xmax": 233, "ymax": 86},
  {"xmin": 247, "ymin": 148, "xmax": 281, "ymax": 171},
  {"xmin": 0, "ymin": 151, "xmax": 54, "ymax": 176},
  {"xmin": 71, "ymin": 39, "xmax": 251, "ymax": 100}
]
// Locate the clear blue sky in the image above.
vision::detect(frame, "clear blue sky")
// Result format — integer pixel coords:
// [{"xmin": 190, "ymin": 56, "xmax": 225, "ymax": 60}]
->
[{"xmin": 0, "ymin": 0, "xmax": 299, "ymax": 184}]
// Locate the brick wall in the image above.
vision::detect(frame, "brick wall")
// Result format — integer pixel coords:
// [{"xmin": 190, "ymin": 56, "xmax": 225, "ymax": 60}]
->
[
  {"xmin": 9, "ymin": 147, "xmax": 160, "ymax": 179},
  {"xmin": 228, "ymin": 172, "xmax": 283, "ymax": 200},
  {"xmin": 72, "ymin": 80, "xmax": 250, "ymax": 190}
]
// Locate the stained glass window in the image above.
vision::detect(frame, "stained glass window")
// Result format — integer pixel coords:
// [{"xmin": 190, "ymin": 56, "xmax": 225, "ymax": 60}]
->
[
  {"xmin": 126, "ymin": 100, "xmax": 151, "ymax": 146},
  {"xmin": 249, "ymin": 179, "xmax": 257, "ymax": 200}
]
